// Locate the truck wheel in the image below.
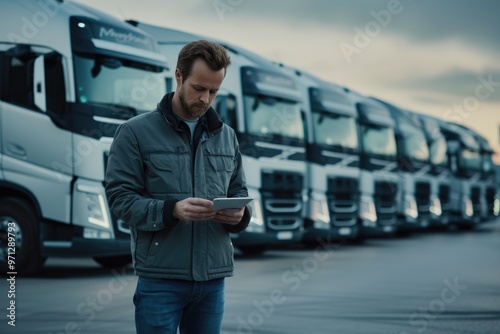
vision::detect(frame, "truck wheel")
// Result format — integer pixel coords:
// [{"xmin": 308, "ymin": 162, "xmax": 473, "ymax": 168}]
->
[
  {"xmin": 0, "ymin": 198, "xmax": 46, "ymax": 275},
  {"xmin": 93, "ymin": 255, "xmax": 132, "ymax": 268}
]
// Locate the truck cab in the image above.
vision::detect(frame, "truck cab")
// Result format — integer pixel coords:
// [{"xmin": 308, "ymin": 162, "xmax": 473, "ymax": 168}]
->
[
  {"xmin": 377, "ymin": 100, "xmax": 434, "ymax": 232},
  {"xmin": 416, "ymin": 114, "xmax": 451, "ymax": 227},
  {"xmin": 351, "ymin": 94, "xmax": 399, "ymax": 235},
  {"xmin": 0, "ymin": 0, "xmax": 168, "ymax": 273},
  {"xmin": 274, "ymin": 66, "xmax": 367, "ymax": 242},
  {"xmin": 451, "ymin": 124, "xmax": 498, "ymax": 222},
  {"xmin": 439, "ymin": 121, "xmax": 482, "ymax": 228},
  {"xmin": 476, "ymin": 136, "xmax": 499, "ymax": 220}
]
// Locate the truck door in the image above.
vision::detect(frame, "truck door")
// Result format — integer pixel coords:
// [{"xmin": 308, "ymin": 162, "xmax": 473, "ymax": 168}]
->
[{"xmin": 0, "ymin": 43, "xmax": 72, "ymax": 223}]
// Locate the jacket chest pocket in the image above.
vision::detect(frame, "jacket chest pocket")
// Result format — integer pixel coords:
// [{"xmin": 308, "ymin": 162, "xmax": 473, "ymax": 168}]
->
[
  {"xmin": 205, "ymin": 148, "xmax": 234, "ymax": 196},
  {"xmin": 145, "ymin": 150, "xmax": 189, "ymax": 195}
]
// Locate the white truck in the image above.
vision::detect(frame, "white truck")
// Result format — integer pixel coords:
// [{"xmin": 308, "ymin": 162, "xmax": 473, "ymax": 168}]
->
[
  {"xmin": 416, "ymin": 113, "xmax": 451, "ymax": 228},
  {"xmin": 129, "ymin": 21, "xmax": 307, "ymax": 254},
  {"xmin": 475, "ymin": 135, "xmax": 499, "ymax": 220},
  {"xmin": 451, "ymin": 124, "xmax": 499, "ymax": 222},
  {"xmin": 438, "ymin": 121, "xmax": 482, "ymax": 228},
  {"xmin": 274, "ymin": 65, "xmax": 382, "ymax": 242},
  {"xmin": 0, "ymin": 0, "xmax": 168, "ymax": 274},
  {"xmin": 377, "ymin": 100, "xmax": 436, "ymax": 232},
  {"xmin": 350, "ymin": 93, "xmax": 400, "ymax": 236}
]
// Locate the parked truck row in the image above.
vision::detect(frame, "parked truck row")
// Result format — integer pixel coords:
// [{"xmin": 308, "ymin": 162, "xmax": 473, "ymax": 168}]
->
[{"xmin": 0, "ymin": 0, "xmax": 498, "ymax": 274}]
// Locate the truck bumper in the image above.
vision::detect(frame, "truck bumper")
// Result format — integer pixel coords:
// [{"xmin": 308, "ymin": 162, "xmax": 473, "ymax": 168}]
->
[
  {"xmin": 303, "ymin": 224, "xmax": 360, "ymax": 242},
  {"xmin": 360, "ymin": 224, "xmax": 397, "ymax": 237},
  {"xmin": 230, "ymin": 230, "xmax": 303, "ymax": 247}
]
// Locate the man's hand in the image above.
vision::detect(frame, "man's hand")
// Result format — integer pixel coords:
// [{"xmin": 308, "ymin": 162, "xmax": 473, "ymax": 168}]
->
[
  {"xmin": 172, "ymin": 197, "xmax": 244, "ymax": 225},
  {"xmin": 214, "ymin": 207, "xmax": 245, "ymax": 225},
  {"xmin": 173, "ymin": 197, "xmax": 216, "ymax": 221}
]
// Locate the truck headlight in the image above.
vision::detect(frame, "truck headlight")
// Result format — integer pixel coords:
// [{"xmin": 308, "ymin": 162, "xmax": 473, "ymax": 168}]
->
[
  {"xmin": 404, "ymin": 195, "xmax": 418, "ymax": 221},
  {"xmin": 494, "ymin": 197, "xmax": 500, "ymax": 216},
  {"xmin": 85, "ymin": 193, "xmax": 110, "ymax": 228},
  {"xmin": 247, "ymin": 200, "xmax": 265, "ymax": 233},
  {"xmin": 359, "ymin": 195, "xmax": 377, "ymax": 225},
  {"xmin": 429, "ymin": 196, "xmax": 442, "ymax": 217},
  {"xmin": 311, "ymin": 199, "xmax": 330, "ymax": 229},
  {"xmin": 464, "ymin": 197, "xmax": 473, "ymax": 218}
]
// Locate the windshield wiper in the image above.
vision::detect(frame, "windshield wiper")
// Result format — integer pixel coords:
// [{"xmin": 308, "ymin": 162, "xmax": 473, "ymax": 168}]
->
[{"xmin": 328, "ymin": 143, "xmax": 358, "ymax": 153}]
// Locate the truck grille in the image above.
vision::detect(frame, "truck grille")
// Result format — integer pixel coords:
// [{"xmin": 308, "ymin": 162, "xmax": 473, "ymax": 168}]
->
[
  {"xmin": 471, "ymin": 186, "xmax": 481, "ymax": 216},
  {"xmin": 327, "ymin": 177, "xmax": 359, "ymax": 227},
  {"xmin": 439, "ymin": 184, "xmax": 450, "ymax": 209},
  {"xmin": 486, "ymin": 187, "xmax": 496, "ymax": 217},
  {"xmin": 261, "ymin": 171, "xmax": 304, "ymax": 231},
  {"xmin": 261, "ymin": 170, "xmax": 303, "ymax": 191},
  {"xmin": 374, "ymin": 181, "xmax": 398, "ymax": 226},
  {"xmin": 439, "ymin": 184, "xmax": 451, "ymax": 221},
  {"xmin": 415, "ymin": 181, "xmax": 431, "ymax": 221}
]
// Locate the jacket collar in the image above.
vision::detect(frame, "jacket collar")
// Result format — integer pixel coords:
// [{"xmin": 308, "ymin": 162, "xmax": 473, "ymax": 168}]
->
[{"xmin": 157, "ymin": 92, "xmax": 224, "ymax": 135}]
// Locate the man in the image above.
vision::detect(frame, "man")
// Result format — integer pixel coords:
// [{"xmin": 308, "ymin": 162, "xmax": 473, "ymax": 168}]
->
[{"xmin": 105, "ymin": 40, "xmax": 251, "ymax": 334}]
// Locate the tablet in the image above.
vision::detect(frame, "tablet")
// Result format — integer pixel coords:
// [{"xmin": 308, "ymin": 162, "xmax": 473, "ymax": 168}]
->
[{"xmin": 213, "ymin": 197, "xmax": 254, "ymax": 211}]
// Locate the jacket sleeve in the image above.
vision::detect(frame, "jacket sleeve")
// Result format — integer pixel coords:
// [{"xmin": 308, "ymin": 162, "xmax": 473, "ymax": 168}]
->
[
  {"xmin": 105, "ymin": 123, "xmax": 178, "ymax": 232},
  {"xmin": 223, "ymin": 133, "xmax": 252, "ymax": 233}
]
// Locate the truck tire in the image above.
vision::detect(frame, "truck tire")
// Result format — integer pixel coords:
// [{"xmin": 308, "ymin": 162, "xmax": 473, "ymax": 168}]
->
[
  {"xmin": 93, "ymin": 255, "xmax": 132, "ymax": 268},
  {"xmin": 0, "ymin": 198, "xmax": 46, "ymax": 275}
]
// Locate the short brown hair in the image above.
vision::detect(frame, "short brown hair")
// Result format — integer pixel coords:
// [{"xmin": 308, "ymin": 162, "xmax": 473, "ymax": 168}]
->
[{"xmin": 176, "ymin": 40, "xmax": 231, "ymax": 80}]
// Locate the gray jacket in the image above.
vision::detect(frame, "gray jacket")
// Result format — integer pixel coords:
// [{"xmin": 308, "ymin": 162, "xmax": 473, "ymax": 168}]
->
[{"xmin": 105, "ymin": 93, "xmax": 250, "ymax": 280}]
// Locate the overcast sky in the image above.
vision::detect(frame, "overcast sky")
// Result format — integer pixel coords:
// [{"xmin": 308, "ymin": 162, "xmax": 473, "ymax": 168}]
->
[{"xmin": 79, "ymin": 0, "xmax": 500, "ymax": 161}]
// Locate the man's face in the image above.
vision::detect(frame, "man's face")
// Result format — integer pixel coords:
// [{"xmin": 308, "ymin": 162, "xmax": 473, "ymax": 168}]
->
[{"xmin": 175, "ymin": 59, "xmax": 225, "ymax": 120}]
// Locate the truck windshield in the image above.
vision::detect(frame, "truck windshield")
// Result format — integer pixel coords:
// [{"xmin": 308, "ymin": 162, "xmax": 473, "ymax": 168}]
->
[
  {"xmin": 429, "ymin": 136, "xmax": 448, "ymax": 166},
  {"xmin": 403, "ymin": 127, "xmax": 429, "ymax": 161},
  {"xmin": 461, "ymin": 148, "xmax": 482, "ymax": 170},
  {"xmin": 312, "ymin": 111, "xmax": 358, "ymax": 150},
  {"xmin": 73, "ymin": 54, "xmax": 166, "ymax": 115},
  {"xmin": 244, "ymin": 95, "xmax": 304, "ymax": 140},
  {"xmin": 361, "ymin": 124, "xmax": 397, "ymax": 157}
]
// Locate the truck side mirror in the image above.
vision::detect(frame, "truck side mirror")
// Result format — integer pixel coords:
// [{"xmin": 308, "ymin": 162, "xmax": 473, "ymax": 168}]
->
[{"xmin": 301, "ymin": 109, "xmax": 309, "ymax": 142}]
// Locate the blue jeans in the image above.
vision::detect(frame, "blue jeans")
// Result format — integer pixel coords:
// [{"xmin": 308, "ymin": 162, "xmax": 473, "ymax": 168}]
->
[{"xmin": 134, "ymin": 277, "xmax": 225, "ymax": 334}]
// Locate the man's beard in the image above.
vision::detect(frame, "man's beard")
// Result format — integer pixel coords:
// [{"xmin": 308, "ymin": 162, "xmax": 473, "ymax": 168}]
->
[{"xmin": 178, "ymin": 86, "xmax": 209, "ymax": 119}]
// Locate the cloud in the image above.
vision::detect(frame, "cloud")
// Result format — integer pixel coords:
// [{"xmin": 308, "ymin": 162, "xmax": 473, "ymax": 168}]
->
[
  {"xmin": 200, "ymin": 0, "xmax": 500, "ymax": 54},
  {"xmin": 403, "ymin": 69, "xmax": 500, "ymax": 102},
  {"xmin": 389, "ymin": 0, "xmax": 500, "ymax": 53}
]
